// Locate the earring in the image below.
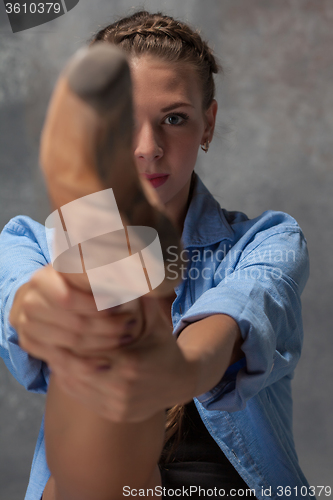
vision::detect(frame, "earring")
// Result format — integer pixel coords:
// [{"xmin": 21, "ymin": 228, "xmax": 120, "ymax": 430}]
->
[{"xmin": 201, "ymin": 140, "xmax": 210, "ymax": 153}]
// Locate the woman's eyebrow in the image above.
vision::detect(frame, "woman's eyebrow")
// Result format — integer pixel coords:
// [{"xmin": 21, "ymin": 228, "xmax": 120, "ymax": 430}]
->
[{"xmin": 161, "ymin": 102, "xmax": 194, "ymax": 112}]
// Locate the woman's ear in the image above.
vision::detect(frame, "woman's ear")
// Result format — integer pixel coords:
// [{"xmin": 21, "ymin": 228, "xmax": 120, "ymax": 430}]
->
[{"xmin": 202, "ymin": 99, "xmax": 218, "ymax": 143}]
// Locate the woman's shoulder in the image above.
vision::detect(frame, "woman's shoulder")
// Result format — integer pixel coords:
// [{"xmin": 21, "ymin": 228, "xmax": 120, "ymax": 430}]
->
[
  {"xmin": 0, "ymin": 215, "xmax": 51, "ymax": 264},
  {"xmin": 222, "ymin": 208, "xmax": 303, "ymax": 233},
  {"xmin": 220, "ymin": 208, "xmax": 307, "ymax": 251},
  {"xmin": 1, "ymin": 215, "xmax": 46, "ymax": 239},
  {"xmin": 191, "ymin": 175, "xmax": 306, "ymax": 248},
  {"xmin": 220, "ymin": 208, "xmax": 308, "ymax": 270}
]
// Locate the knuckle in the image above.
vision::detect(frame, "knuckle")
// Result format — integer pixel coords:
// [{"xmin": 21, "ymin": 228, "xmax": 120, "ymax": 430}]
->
[
  {"xmin": 29, "ymin": 271, "xmax": 41, "ymax": 287},
  {"xmin": 56, "ymin": 289, "xmax": 73, "ymax": 309},
  {"xmin": 18, "ymin": 335, "xmax": 32, "ymax": 353},
  {"xmin": 21, "ymin": 293, "xmax": 38, "ymax": 316},
  {"xmin": 13, "ymin": 312, "xmax": 29, "ymax": 334},
  {"xmin": 29, "ymin": 268, "xmax": 48, "ymax": 290},
  {"xmin": 8, "ymin": 309, "xmax": 17, "ymax": 328}
]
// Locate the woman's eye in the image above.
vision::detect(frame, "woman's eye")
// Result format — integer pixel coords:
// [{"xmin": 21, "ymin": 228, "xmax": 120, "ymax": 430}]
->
[{"xmin": 164, "ymin": 113, "xmax": 189, "ymax": 126}]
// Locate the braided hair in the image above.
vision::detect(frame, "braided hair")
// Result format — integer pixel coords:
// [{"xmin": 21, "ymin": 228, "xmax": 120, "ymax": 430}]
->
[{"xmin": 90, "ymin": 10, "xmax": 221, "ymax": 110}]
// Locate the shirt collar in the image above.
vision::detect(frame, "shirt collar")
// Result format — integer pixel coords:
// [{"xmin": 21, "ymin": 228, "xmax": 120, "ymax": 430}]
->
[{"xmin": 181, "ymin": 173, "xmax": 234, "ymax": 248}]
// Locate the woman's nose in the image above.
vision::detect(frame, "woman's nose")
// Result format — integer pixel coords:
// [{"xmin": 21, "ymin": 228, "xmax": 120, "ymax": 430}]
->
[{"xmin": 134, "ymin": 123, "xmax": 163, "ymax": 163}]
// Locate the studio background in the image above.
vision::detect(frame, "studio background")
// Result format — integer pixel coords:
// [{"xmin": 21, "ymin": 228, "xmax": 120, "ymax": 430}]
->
[{"xmin": 1, "ymin": 1, "xmax": 332, "ymax": 498}]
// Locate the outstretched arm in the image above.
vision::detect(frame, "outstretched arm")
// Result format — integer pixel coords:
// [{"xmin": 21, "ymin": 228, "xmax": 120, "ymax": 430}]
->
[
  {"xmin": 41, "ymin": 297, "xmax": 242, "ymax": 500},
  {"xmin": 43, "ymin": 376, "xmax": 164, "ymax": 500}
]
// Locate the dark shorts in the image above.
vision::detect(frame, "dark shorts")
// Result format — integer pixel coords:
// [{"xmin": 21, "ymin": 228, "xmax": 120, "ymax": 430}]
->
[{"xmin": 160, "ymin": 462, "xmax": 258, "ymax": 499}]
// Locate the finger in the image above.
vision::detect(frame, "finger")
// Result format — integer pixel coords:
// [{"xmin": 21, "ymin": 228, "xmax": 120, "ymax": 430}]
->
[
  {"xmin": 19, "ymin": 321, "xmax": 114, "ymax": 354},
  {"xmin": 48, "ymin": 346, "xmax": 112, "ymax": 380},
  {"xmin": 30, "ymin": 266, "xmax": 99, "ymax": 313},
  {"xmin": 20, "ymin": 288, "xmax": 90, "ymax": 333},
  {"xmin": 18, "ymin": 336, "xmax": 61, "ymax": 364},
  {"xmin": 76, "ymin": 310, "xmax": 145, "ymax": 344},
  {"xmin": 23, "ymin": 282, "xmax": 141, "ymax": 332},
  {"xmin": 25, "ymin": 299, "xmax": 141, "ymax": 344}
]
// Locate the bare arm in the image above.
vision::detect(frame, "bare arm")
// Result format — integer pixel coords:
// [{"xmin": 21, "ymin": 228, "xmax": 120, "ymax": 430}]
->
[
  {"xmin": 43, "ymin": 375, "xmax": 164, "ymax": 500},
  {"xmin": 42, "ymin": 306, "xmax": 242, "ymax": 500},
  {"xmin": 177, "ymin": 313, "xmax": 243, "ymax": 400}
]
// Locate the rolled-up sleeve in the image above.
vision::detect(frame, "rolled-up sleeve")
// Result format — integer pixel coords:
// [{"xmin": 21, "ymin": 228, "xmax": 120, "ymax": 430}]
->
[
  {"xmin": 173, "ymin": 218, "xmax": 309, "ymax": 412},
  {"xmin": 0, "ymin": 216, "xmax": 50, "ymax": 393}
]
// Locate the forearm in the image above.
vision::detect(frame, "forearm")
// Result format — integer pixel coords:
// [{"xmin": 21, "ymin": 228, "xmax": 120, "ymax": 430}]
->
[
  {"xmin": 177, "ymin": 314, "xmax": 243, "ymax": 400},
  {"xmin": 45, "ymin": 374, "xmax": 164, "ymax": 500}
]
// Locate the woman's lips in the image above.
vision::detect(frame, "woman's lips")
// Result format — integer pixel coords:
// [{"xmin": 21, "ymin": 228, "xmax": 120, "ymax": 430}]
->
[{"xmin": 141, "ymin": 174, "xmax": 169, "ymax": 188}]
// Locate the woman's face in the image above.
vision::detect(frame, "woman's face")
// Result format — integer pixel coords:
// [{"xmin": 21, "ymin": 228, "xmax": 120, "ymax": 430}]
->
[{"xmin": 130, "ymin": 56, "xmax": 217, "ymax": 224}]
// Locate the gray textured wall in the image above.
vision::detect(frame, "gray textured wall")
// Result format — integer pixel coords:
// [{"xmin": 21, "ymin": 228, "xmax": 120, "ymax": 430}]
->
[{"xmin": 0, "ymin": 1, "xmax": 332, "ymax": 498}]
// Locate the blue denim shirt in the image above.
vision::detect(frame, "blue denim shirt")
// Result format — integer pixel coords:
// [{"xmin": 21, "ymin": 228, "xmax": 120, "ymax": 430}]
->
[{"xmin": 0, "ymin": 174, "xmax": 311, "ymax": 499}]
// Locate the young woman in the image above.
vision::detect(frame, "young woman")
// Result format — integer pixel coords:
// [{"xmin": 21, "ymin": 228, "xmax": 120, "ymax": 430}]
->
[{"xmin": 0, "ymin": 11, "xmax": 311, "ymax": 500}]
